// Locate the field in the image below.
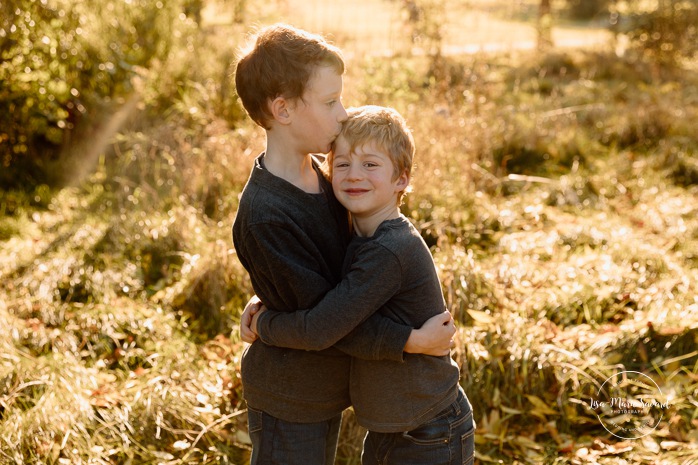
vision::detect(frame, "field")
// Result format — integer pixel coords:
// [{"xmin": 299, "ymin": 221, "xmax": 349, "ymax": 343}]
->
[
  {"xmin": 203, "ymin": 0, "xmax": 612, "ymax": 57},
  {"xmin": 1, "ymin": 0, "xmax": 698, "ymax": 464}
]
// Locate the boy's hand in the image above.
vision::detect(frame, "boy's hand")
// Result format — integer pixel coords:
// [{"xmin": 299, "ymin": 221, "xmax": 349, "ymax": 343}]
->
[
  {"xmin": 250, "ymin": 306, "xmax": 268, "ymax": 335},
  {"xmin": 240, "ymin": 295, "xmax": 263, "ymax": 343},
  {"xmin": 404, "ymin": 310, "xmax": 456, "ymax": 356}
]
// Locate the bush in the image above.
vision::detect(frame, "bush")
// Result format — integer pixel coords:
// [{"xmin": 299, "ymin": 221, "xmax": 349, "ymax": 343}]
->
[
  {"xmin": 0, "ymin": 0, "xmax": 199, "ymax": 189},
  {"xmin": 618, "ymin": 0, "xmax": 698, "ymax": 65},
  {"xmin": 565, "ymin": 0, "xmax": 610, "ymax": 21}
]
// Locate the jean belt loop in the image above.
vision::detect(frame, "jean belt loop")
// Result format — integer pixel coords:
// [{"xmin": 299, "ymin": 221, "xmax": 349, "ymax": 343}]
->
[{"xmin": 453, "ymin": 392, "xmax": 462, "ymax": 416}]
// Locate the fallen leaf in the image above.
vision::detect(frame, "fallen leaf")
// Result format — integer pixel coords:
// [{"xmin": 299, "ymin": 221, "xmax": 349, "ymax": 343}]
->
[
  {"xmin": 173, "ymin": 440, "xmax": 190, "ymax": 450},
  {"xmin": 641, "ymin": 436, "xmax": 660, "ymax": 453},
  {"xmin": 236, "ymin": 429, "xmax": 251, "ymax": 445},
  {"xmin": 500, "ymin": 405, "xmax": 523, "ymax": 415},
  {"xmin": 513, "ymin": 435, "xmax": 543, "ymax": 450},
  {"xmin": 467, "ymin": 310, "xmax": 495, "ymax": 325},
  {"xmin": 526, "ymin": 395, "xmax": 557, "ymax": 418},
  {"xmin": 473, "ymin": 451, "xmax": 498, "ymax": 462},
  {"xmin": 660, "ymin": 441, "xmax": 684, "ymax": 450},
  {"xmin": 150, "ymin": 451, "xmax": 174, "ymax": 460}
]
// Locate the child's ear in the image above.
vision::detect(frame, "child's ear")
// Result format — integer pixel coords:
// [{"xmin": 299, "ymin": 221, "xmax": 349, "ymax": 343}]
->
[
  {"xmin": 395, "ymin": 171, "xmax": 410, "ymax": 190},
  {"xmin": 270, "ymin": 96, "xmax": 291, "ymax": 124}
]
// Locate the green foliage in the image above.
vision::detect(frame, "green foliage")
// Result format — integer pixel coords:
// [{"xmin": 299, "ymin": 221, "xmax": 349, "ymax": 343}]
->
[
  {"xmin": 617, "ymin": 0, "xmax": 698, "ymax": 65},
  {"xmin": 488, "ymin": 115, "xmax": 588, "ymax": 178},
  {"xmin": 399, "ymin": 0, "xmax": 446, "ymax": 56},
  {"xmin": 0, "ymin": 187, "xmax": 52, "ymax": 241},
  {"xmin": 668, "ymin": 152, "xmax": 698, "ymax": 187},
  {"xmin": 0, "ymin": 0, "xmax": 200, "ymax": 189},
  {"xmin": 564, "ymin": 0, "xmax": 610, "ymax": 20},
  {"xmin": 1, "ymin": 0, "xmax": 80, "ymax": 186},
  {"xmin": 0, "ymin": 216, "xmax": 23, "ymax": 241},
  {"xmin": 355, "ymin": 55, "xmax": 427, "ymax": 108}
]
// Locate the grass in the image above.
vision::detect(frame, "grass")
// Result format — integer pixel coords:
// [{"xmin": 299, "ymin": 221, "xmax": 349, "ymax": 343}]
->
[{"xmin": 2, "ymin": 1, "xmax": 698, "ymax": 464}]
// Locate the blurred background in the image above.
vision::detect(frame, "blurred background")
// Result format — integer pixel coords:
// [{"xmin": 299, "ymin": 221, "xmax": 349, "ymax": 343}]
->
[
  {"xmin": 1, "ymin": 0, "xmax": 697, "ymax": 464},
  {"xmin": 216, "ymin": 0, "xmax": 613, "ymax": 56}
]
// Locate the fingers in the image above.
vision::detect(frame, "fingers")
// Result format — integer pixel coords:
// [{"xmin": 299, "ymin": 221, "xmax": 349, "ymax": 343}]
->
[
  {"xmin": 250, "ymin": 307, "xmax": 265, "ymax": 335},
  {"xmin": 434, "ymin": 322, "xmax": 456, "ymax": 356},
  {"xmin": 404, "ymin": 310, "xmax": 460, "ymax": 356},
  {"xmin": 443, "ymin": 317, "xmax": 457, "ymax": 355},
  {"xmin": 240, "ymin": 311, "xmax": 258, "ymax": 343},
  {"xmin": 243, "ymin": 301, "xmax": 263, "ymax": 316},
  {"xmin": 239, "ymin": 306, "xmax": 258, "ymax": 344},
  {"xmin": 240, "ymin": 324, "xmax": 258, "ymax": 343},
  {"xmin": 439, "ymin": 310, "xmax": 453, "ymax": 324}
]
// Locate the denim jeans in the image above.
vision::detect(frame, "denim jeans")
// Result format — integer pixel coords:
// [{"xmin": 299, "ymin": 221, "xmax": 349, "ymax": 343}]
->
[
  {"xmin": 247, "ymin": 407, "xmax": 342, "ymax": 465},
  {"xmin": 361, "ymin": 388, "xmax": 475, "ymax": 465}
]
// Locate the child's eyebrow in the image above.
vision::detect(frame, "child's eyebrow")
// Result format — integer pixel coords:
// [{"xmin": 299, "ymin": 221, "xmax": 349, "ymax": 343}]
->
[{"xmin": 319, "ymin": 91, "xmax": 336, "ymax": 98}]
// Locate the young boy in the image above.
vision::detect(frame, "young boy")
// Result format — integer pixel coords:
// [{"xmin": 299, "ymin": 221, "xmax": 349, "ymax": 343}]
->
[
  {"xmin": 232, "ymin": 24, "xmax": 455, "ymax": 465},
  {"xmin": 249, "ymin": 106, "xmax": 475, "ymax": 465}
]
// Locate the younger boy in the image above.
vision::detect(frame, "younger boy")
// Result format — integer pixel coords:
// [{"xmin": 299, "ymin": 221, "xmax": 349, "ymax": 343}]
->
[
  {"xmin": 232, "ymin": 24, "xmax": 455, "ymax": 465},
  {"xmin": 250, "ymin": 106, "xmax": 475, "ymax": 464}
]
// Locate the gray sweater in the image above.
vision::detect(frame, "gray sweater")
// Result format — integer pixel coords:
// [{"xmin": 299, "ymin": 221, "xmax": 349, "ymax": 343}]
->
[
  {"xmin": 232, "ymin": 154, "xmax": 413, "ymax": 423},
  {"xmin": 256, "ymin": 215, "xmax": 460, "ymax": 432}
]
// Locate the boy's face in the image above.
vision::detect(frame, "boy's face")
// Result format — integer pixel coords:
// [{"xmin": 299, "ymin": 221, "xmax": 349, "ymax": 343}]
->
[
  {"xmin": 331, "ymin": 136, "xmax": 408, "ymax": 219},
  {"xmin": 288, "ymin": 66, "xmax": 347, "ymax": 155}
]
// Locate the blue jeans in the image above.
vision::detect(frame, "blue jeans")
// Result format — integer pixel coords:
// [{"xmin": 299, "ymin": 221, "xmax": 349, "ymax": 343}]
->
[
  {"xmin": 361, "ymin": 388, "xmax": 475, "ymax": 465},
  {"xmin": 247, "ymin": 406, "xmax": 342, "ymax": 465}
]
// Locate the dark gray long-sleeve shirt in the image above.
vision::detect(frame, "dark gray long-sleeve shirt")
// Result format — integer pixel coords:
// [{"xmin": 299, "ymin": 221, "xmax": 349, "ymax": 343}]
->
[
  {"xmin": 232, "ymin": 154, "xmax": 413, "ymax": 423},
  {"xmin": 256, "ymin": 215, "xmax": 460, "ymax": 432}
]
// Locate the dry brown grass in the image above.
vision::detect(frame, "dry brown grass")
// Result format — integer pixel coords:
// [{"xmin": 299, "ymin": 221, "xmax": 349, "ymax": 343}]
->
[{"xmin": 2, "ymin": 1, "xmax": 698, "ymax": 464}]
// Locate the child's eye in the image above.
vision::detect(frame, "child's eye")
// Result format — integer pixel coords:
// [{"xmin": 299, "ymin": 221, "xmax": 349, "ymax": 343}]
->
[
  {"xmin": 364, "ymin": 162, "xmax": 378, "ymax": 168},
  {"xmin": 327, "ymin": 100, "xmax": 336, "ymax": 107}
]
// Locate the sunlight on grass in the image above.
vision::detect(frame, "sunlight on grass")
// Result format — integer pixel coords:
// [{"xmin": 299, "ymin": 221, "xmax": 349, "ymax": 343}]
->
[{"xmin": 1, "ymin": 0, "xmax": 698, "ymax": 463}]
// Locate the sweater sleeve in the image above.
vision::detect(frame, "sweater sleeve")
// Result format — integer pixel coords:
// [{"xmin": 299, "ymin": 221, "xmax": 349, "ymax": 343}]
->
[
  {"xmin": 255, "ymin": 241, "xmax": 407, "ymax": 359},
  {"xmin": 240, "ymin": 222, "xmax": 334, "ymax": 312},
  {"xmin": 332, "ymin": 313, "xmax": 411, "ymax": 361},
  {"xmin": 243, "ymin": 223, "xmax": 409, "ymax": 361}
]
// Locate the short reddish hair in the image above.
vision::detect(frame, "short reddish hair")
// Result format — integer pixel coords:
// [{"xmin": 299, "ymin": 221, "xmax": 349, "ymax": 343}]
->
[{"xmin": 235, "ymin": 24, "xmax": 345, "ymax": 129}]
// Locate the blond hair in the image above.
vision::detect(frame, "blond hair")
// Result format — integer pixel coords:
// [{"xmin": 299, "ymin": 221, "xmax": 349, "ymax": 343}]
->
[{"xmin": 329, "ymin": 105, "xmax": 415, "ymax": 203}]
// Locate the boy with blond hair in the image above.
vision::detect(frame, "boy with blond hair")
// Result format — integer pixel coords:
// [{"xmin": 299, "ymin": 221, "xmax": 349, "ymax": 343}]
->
[
  {"xmin": 249, "ymin": 106, "xmax": 475, "ymax": 465},
  {"xmin": 233, "ymin": 24, "xmax": 455, "ymax": 465}
]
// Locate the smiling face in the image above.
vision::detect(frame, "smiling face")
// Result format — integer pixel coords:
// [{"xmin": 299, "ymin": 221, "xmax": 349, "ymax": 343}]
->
[
  {"xmin": 331, "ymin": 136, "xmax": 409, "ymax": 235},
  {"xmin": 288, "ymin": 65, "xmax": 348, "ymax": 155}
]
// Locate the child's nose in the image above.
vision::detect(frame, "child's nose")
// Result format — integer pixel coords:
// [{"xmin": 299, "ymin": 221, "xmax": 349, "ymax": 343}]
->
[
  {"xmin": 337, "ymin": 104, "xmax": 348, "ymax": 123},
  {"xmin": 347, "ymin": 163, "xmax": 362, "ymax": 179}
]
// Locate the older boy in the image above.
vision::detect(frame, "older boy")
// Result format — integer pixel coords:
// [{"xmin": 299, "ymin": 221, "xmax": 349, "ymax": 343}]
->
[
  {"xmin": 232, "ymin": 24, "xmax": 454, "ymax": 465},
  {"xmin": 249, "ymin": 106, "xmax": 475, "ymax": 465}
]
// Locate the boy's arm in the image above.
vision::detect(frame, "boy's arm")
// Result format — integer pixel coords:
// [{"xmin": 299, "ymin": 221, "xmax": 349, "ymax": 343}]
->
[
  {"xmin": 254, "ymin": 241, "xmax": 453, "ymax": 360},
  {"xmin": 254, "ymin": 309, "xmax": 454, "ymax": 359},
  {"xmin": 253, "ymin": 241, "xmax": 400, "ymax": 353},
  {"xmin": 244, "ymin": 298, "xmax": 454, "ymax": 359},
  {"xmin": 333, "ymin": 310, "xmax": 455, "ymax": 359},
  {"xmin": 240, "ymin": 223, "xmax": 448, "ymax": 360}
]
